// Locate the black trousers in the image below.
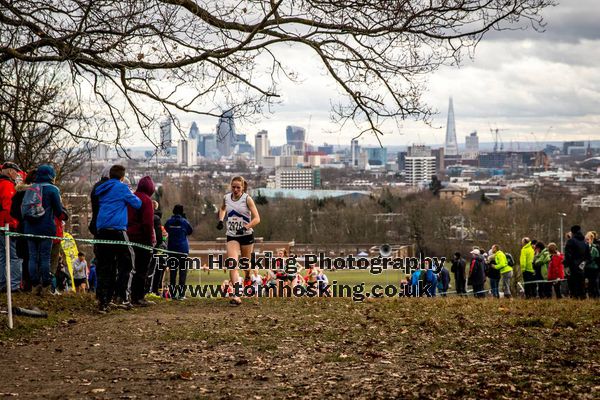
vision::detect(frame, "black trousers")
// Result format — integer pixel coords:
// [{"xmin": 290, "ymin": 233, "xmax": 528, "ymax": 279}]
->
[
  {"xmin": 169, "ymin": 255, "xmax": 189, "ymax": 288},
  {"xmin": 16, "ymin": 236, "xmax": 31, "ymax": 291},
  {"xmin": 585, "ymin": 268, "xmax": 599, "ymax": 299},
  {"xmin": 552, "ymin": 281, "xmax": 562, "ymax": 299},
  {"xmin": 473, "ymin": 283, "xmax": 485, "ymax": 298},
  {"xmin": 539, "ymin": 282, "xmax": 553, "ymax": 299},
  {"xmin": 130, "ymin": 246, "xmax": 153, "ymax": 303},
  {"xmin": 568, "ymin": 272, "xmax": 586, "ymax": 299},
  {"xmin": 523, "ymin": 271, "xmax": 537, "ymax": 299},
  {"xmin": 95, "ymin": 230, "xmax": 135, "ymax": 306},
  {"xmin": 455, "ymin": 273, "xmax": 466, "ymax": 294},
  {"xmin": 148, "ymin": 250, "xmax": 165, "ymax": 295}
]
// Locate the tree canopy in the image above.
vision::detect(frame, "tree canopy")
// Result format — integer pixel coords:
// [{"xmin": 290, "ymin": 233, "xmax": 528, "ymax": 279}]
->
[{"xmin": 0, "ymin": 0, "xmax": 554, "ymax": 145}]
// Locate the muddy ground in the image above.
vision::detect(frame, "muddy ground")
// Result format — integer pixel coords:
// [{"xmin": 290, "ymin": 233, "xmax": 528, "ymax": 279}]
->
[{"xmin": 1, "ymin": 294, "xmax": 599, "ymax": 399}]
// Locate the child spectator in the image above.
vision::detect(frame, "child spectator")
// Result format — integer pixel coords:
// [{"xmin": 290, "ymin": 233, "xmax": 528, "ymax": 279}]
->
[
  {"xmin": 72, "ymin": 252, "xmax": 88, "ymax": 293},
  {"xmin": 54, "ymin": 254, "xmax": 70, "ymax": 293},
  {"xmin": 547, "ymin": 243, "xmax": 564, "ymax": 299},
  {"xmin": 251, "ymin": 270, "xmax": 263, "ymax": 291},
  {"xmin": 88, "ymin": 258, "xmax": 97, "ymax": 293},
  {"xmin": 243, "ymin": 270, "xmax": 252, "ymax": 288},
  {"xmin": 164, "ymin": 205, "xmax": 193, "ymax": 300},
  {"xmin": 263, "ymin": 270, "xmax": 277, "ymax": 297},
  {"xmin": 316, "ymin": 269, "xmax": 329, "ymax": 296}
]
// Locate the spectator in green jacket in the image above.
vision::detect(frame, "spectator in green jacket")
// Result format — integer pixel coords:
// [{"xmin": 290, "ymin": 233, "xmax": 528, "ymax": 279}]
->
[
  {"xmin": 533, "ymin": 242, "xmax": 551, "ymax": 298},
  {"xmin": 492, "ymin": 244, "xmax": 513, "ymax": 299},
  {"xmin": 520, "ymin": 237, "xmax": 536, "ymax": 299}
]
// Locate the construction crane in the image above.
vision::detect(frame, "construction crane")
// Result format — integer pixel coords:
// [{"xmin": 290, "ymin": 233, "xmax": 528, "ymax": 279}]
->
[{"xmin": 489, "ymin": 127, "xmax": 509, "ymax": 152}]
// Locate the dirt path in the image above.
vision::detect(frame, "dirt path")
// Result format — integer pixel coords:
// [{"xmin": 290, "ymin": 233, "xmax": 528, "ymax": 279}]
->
[{"xmin": 1, "ymin": 297, "xmax": 599, "ymax": 399}]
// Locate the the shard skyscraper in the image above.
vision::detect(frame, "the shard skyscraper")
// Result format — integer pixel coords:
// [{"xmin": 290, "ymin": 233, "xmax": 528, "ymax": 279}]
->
[{"xmin": 444, "ymin": 97, "xmax": 458, "ymax": 156}]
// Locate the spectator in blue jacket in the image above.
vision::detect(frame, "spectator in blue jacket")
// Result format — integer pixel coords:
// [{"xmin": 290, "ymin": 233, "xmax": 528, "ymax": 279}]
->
[
  {"xmin": 22, "ymin": 164, "xmax": 64, "ymax": 295},
  {"xmin": 438, "ymin": 264, "xmax": 451, "ymax": 296},
  {"xmin": 164, "ymin": 205, "xmax": 193, "ymax": 300},
  {"xmin": 424, "ymin": 260, "xmax": 438, "ymax": 297},
  {"xmin": 410, "ymin": 267, "xmax": 422, "ymax": 297},
  {"xmin": 94, "ymin": 165, "xmax": 141, "ymax": 312},
  {"xmin": 88, "ymin": 258, "xmax": 97, "ymax": 293}
]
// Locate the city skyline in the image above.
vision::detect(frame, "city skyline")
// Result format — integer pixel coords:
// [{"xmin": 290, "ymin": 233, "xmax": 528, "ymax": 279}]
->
[{"xmin": 127, "ymin": 0, "xmax": 598, "ymax": 149}]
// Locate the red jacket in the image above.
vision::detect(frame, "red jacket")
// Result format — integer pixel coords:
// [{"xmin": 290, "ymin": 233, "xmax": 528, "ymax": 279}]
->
[
  {"xmin": 53, "ymin": 208, "xmax": 69, "ymax": 244},
  {"xmin": 0, "ymin": 175, "xmax": 18, "ymax": 229},
  {"xmin": 127, "ymin": 176, "xmax": 156, "ymax": 246},
  {"xmin": 548, "ymin": 253, "xmax": 565, "ymax": 280}
]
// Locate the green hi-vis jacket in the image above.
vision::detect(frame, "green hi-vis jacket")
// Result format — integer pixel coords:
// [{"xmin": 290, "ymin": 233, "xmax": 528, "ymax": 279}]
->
[
  {"xmin": 533, "ymin": 248, "xmax": 551, "ymax": 280},
  {"xmin": 494, "ymin": 250, "xmax": 512, "ymax": 275},
  {"xmin": 520, "ymin": 243, "xmax": 535, "ymax": 273}
]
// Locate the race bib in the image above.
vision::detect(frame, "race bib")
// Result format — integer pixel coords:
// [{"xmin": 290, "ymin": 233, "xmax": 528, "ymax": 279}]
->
[{"xmin": 227, "ymin": 216, "xmax": 246, "ymax": 234}]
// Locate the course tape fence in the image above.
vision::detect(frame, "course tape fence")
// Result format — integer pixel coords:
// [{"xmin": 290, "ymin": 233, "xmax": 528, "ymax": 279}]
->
[
  {"xmin": 0, "ymin": 228, "xmax": 187, "ymax": 256},
  {"xmin": 0, "ymin": 227, "xmax": 575, "ymax": 328}
]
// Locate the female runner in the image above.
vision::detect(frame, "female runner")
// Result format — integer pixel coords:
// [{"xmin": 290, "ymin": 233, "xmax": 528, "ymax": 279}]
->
[{"xmin": 217, "ymin": 176, "xmax": 261, "ymax": 305}]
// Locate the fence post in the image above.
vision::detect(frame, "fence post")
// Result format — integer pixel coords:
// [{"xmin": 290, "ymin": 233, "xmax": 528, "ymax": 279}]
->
[{"xmin": 5, "ymin": 223, "xmax": 13, "ymax": 329}]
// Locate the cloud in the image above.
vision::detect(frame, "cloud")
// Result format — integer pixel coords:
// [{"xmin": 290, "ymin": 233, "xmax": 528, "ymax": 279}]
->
[
  {"xmin": 485, "ymin": 0, "xmax": 600, "ymax": 43},
  {"xmin": 125, "ymin": 0, "xmax": 600, "ymax": 148}
]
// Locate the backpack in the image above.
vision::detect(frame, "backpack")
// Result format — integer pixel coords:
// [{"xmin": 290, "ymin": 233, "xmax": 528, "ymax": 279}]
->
[
  {"xmin": 21, "ymin": 183, "xmax": 47, "ymax": 219},
  {"xmin": 505, "ymin": 253, "xmax": 515, "ymax": 267}
]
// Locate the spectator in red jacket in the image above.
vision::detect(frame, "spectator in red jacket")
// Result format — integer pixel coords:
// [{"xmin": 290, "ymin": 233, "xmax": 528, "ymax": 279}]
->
[
  {"xmin": 547, "ymin": 242, "xmax": 564, "ymax": 299},
  {"xmin": 0, "ymin": 162, "xmax": 23, "ymax": 292},
  {"xmin": 127, "ymin": 176, "xmax": 156, "ymax": 306}
]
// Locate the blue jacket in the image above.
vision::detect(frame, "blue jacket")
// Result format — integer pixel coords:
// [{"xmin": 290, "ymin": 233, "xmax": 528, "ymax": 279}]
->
[
  {"xmin": 411, "ymin": 269, "xmax": 422, "ymax": 286},
  {"xmin": 23, "ymin": 165, "xmax": 64, "ymax": 236},
  {"xmin": 94, "ymin": 179, "xmax": 141, "ymax": 231},
  {"xmin": 164, "ymin": 214, "xmax": 193, "ymax": 254},
  {"xmin": 425, "ymin": 269, "xmax": 438, "ymax": 297},
  {"xmin": 438, "ymin": 266, "xmax": 450, "ymax": 292}
]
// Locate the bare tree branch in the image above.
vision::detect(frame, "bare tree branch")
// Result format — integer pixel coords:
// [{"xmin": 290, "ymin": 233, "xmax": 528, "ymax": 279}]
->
[{"xmin": 0, "ymin": 0, "xmax": 556, "ymax": 141}]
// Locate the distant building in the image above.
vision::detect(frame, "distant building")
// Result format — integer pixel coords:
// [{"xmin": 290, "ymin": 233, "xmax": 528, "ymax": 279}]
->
[
  {"xmin": 279, "ymin": 155, "xmax": 304, "ymax": 167},
  {"xmin": 479, "ymin": 152, "xmax": 507, "ymax": 169},
  {"xmin": 444, "ymin": 97, "xmax": 459, "ymax": 156},
  {"xmin": 397, "ymin": 151, "xmax": 407, "ymax": 171},
  {"xmin": 465, "ymin": 131, "xmax": 479, "ymax": 154},
  {"xmin": 275, "ymin": 167, "xmax": 320, "ymax": 189},
  {"xmin": 408, "ymin": 145, "xmax": 432, "ymax": 157},
  {"xmin": 159, "ymin": 117, "xmax": 173, "ymax": 155},
  {"xmin": 318, "ymin": 144, "xmax": 334, "ymax": 155},
  {"xmin": 563, "ymin": 141, "xmax": 586, "ymax": 156},
  {"xmin": 95, "ymin": 143, "xmax": 109, "ymax": 161},
  {"xmin": 189, "ymin": 122, "xmax": 199, "ymax": 140},
  {"xmin": 281, "ymin": 144, "xmax": 296, "ymax": 157},
  {"xmin": 405, "ymin": 145, "xmax": 435, "ymax": 186},
  {"xmin": 351, "ymin": 139, "xmax": 360, "ymax": 168},
  {"xmin": 262, "ymin": 155, "xmax": 280, "ymax": 169},
  {"xmin": 255, "ymin": 130, "xmax": 269, "ymax": 166},
  {"xmin": 431, "ymin": 148, "xmax": 445, "ymax": 174},
  {"xmin": 196, "ymin": 134, "xmax": 219, "ymax": 159},
  {"xmin": 286, "ymin": 126, "xmax": 306, "ymax": 155},
  {"xmin": 364, "ymin": 147, "xmax": 387, "ymax": 166},
  {"xmin": 177, "ymin": 138, "xmax": 197, "ymax": 167},
  {"xmin": 544, "ymin": 144, "xmax": 561, "ymax": 155},
  {"xmin": 216, "ymin": 110, "xmax": 236, "ymax": 157}
]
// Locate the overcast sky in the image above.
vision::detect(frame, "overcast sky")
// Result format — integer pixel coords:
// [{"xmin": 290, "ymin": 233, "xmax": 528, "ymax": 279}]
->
[{"xmin": 135, "ymin": 0, "xmax": 600, "ymax": 149}]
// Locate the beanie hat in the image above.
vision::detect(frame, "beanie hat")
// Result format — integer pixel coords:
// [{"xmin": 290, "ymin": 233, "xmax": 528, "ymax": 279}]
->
[{"xmin": 173, "ymin": 204, "xmax": 184, "ymax": 216}]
